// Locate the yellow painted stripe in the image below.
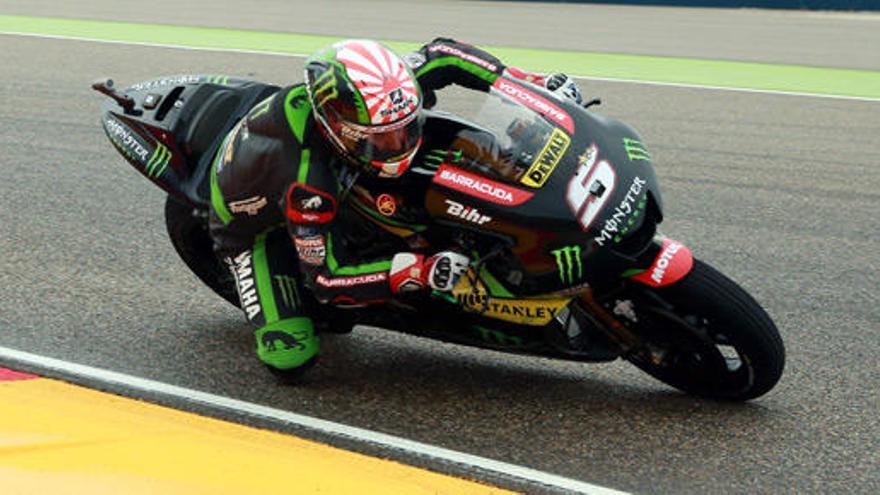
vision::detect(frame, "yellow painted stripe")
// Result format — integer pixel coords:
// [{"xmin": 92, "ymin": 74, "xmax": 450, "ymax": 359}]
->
[{"xmin": 0, "ymin": 378, "xmax": 516, "ymax": 494}]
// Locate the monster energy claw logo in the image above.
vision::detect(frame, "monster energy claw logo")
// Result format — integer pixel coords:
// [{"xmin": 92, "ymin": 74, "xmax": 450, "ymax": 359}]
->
[
  {"xmin": 424, "ymin": 149, "xmax": 462, "ymax": 169},
  {"xmin": 206, "ymin": 75, "xmax": 230, "ymax": 85},
  {"xmin": 312, "ymin": 71, "xmax": 338, "ymax": 107},
  {"xmin": 623, "ymin": 137, "xmax": 651, "ymax": 161},
  {"xmin": 274, "ymin": 275, "xmax": 301, "ymax": 310},
  {"xmin": 145, "ymin": 142, "xmax": 171, "ymax": 178},
  {"xmin": 551, "ymin": 245, "xmax": 583, "ymax": 285}
]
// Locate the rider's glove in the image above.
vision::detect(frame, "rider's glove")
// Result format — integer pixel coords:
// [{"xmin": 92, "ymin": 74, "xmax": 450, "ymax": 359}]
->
[
  {"xmin": 545, "ymin": 73, "xmax": 583, "ymax": 106},
  {"xmin": 389, "ymin": 252, "xmax": 470, "ymax": 294}
]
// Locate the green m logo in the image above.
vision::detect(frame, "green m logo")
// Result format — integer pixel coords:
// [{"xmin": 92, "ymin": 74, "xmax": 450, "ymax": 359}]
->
[
  {"xmin": 551, "ymin": 245, "xmax": 583, "ymax": 285},
  {"xmin": 622, "ymin": 137, "xmax": 651, "ymax": 161}
]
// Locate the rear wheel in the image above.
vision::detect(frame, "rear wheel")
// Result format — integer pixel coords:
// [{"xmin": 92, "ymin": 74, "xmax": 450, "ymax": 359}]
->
[
  {"xmin": 164, "ymin": 195, "xmax": 240, "ymax": 308},
  {"xmin": 614, "ymin": 259, "xmax": 784, "ymax": 401}
]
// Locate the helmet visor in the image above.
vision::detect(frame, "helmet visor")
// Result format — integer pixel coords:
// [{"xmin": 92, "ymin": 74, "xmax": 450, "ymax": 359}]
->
[{"xmin": 330, "ymin": 108, "xmax": 424, "ymax": 164}]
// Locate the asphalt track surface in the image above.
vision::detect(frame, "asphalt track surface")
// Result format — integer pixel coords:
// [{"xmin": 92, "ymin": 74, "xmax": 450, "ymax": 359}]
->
[{"xmin": 1, "ymin": 2, "xmax": 879, "ymax": 494}]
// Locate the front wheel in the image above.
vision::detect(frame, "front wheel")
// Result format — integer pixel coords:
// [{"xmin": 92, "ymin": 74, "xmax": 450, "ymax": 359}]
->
[{"xmin": 615, "ymin": 259, "xmax": 785, "ymax": 401}]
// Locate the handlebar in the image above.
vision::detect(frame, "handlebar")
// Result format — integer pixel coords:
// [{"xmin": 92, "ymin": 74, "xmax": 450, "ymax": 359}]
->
[{"xmin": 91, "ymin": 78, "xmax": 139, "ymax": 114}]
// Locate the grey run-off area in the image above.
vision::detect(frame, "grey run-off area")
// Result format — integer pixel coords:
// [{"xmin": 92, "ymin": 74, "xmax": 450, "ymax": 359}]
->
[{"xmin": 1, "ymin": 2, "xmax": 879, "ymax": 494}]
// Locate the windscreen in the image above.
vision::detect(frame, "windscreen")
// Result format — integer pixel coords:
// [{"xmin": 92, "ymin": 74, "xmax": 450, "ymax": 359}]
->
[{"xmin": 450, "ymin": 92, "xmax": 558, "ymax": 185}]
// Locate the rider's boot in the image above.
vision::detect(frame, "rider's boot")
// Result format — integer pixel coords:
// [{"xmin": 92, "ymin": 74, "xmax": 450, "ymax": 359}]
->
[{"xmin": 255, "ymin": 317, "xmax": 319, "ymax": 384}]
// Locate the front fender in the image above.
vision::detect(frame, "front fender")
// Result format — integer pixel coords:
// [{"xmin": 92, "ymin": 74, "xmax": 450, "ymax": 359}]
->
[{"xmin": 629, "ymin": 237, "xmax": 694, "ymax": 287}]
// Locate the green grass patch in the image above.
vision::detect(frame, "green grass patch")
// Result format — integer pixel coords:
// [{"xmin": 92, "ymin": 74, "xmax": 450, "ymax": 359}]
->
[{"xmin": 2, "ymin": 15, "xmax": 878, "ymax": 99}]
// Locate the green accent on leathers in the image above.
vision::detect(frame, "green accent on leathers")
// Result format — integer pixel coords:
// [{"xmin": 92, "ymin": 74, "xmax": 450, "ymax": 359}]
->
[
  {"xmin": 253, "ymin": 232, "xmax": 279, "ymax": 323},
  {"xmin": 284, "ymin": 86, "xmax": 311, "ymax": 144},
  {"xmin": 325, "ymin": 234, "xmax": 392, "ymax": 275},
  {"xmin": 209, "ymin": 134, "xmax": 233, "ymax": 225},
  {"xmin": 255, "ymin": 318, "xmax": 318, "ymax": 370},
  {"xmin": 297, "ymin": 149, "xmax": 311, "ymax": 184},
  {"xmin": 282, "ymin": 87, "xmax": 313, "ymax": 185}
]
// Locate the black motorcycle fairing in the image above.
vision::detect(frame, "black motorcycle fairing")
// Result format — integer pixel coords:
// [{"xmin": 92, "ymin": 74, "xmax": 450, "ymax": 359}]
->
[
  {"xmin": 413, "ymin": 85, "xmax": 666, "ymax": 296},
  {"xmin": 328, "ymin": 97, "xmax": 667, "ymax": 297},
  {"xmin": 98, "ymin": 74, "xmax": 280, "ymax": 208},
  {"xmin": 98, "ymin": 76, "xmax": 666, "ymax": 304}
]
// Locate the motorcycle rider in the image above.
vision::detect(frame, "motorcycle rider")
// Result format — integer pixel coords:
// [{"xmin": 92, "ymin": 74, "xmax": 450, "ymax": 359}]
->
[{"xmin": 209, "ymin": 37, "xmax": 584, "ymax": 381}]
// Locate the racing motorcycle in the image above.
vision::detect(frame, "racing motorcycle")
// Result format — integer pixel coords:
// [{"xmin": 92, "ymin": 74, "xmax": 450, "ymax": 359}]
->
[{"xmin": 93, "ymin": 72, "xmax": 784, "ymax": 401}]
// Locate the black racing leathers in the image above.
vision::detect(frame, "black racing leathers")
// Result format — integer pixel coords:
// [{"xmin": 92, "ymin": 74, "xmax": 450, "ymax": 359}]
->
[{"xmin": 209, "ymin": 38, "xmax": 535, "ymax": 313}]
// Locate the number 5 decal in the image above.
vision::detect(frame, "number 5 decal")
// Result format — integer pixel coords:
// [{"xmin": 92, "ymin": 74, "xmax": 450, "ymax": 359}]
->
[{"xmin": 566, "ymin": 144, "xmax": 617, "ymax": 232}]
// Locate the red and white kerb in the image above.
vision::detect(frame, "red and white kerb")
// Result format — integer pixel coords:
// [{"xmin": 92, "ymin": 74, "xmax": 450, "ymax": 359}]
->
[{"xmin": 336, "ymin": 40, "xmax": 419, "ymax": 125}]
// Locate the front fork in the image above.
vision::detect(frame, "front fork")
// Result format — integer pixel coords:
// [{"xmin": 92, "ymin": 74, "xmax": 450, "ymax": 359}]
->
[{"xmin": 577, "ymin": 236, "xmax": 695, "ymax": 354}]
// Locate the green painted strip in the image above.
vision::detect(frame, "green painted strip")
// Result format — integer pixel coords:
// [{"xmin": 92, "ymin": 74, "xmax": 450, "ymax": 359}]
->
[
  {"xmin": 2, "ymin": 15, "xmax": 878, "ymax": 99},
  {"xmin": 253, "ymin": 232, "xmax": 280, "ymax": 323}
]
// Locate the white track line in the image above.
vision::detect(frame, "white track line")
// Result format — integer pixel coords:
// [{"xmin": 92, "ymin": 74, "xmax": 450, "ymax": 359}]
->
[
  {"xmin": 2, "ymin": 30, "xmax": 879, "ymax": 103},
  {"xmin": 0, "ymin": 345, "xmax": 628, "ymax": 495}
]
